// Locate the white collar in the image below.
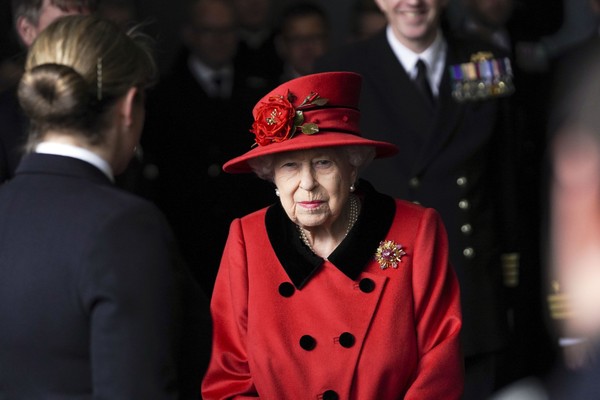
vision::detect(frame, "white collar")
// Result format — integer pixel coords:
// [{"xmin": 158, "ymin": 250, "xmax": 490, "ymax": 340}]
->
[
  {"xmin": 35, "ymin": 142, "xmax": 114, "ymax": 182},
  {"xmin": 188, "ymin": 55, "xmax": 234, "ymax": 97},
  {"xmin": 188, "ymin": 56, "xmax": 233, "ymax": 81},
  {"xmin": 385, "ymin": 25, "xmax": 447, "ymax": 95}
]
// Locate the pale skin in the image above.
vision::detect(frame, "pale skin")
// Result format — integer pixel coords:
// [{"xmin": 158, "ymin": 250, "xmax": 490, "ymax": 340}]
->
[
  {"xmin": 551, "ymin": 127, "xmax": 600, "ymax": 369},
  {"xmin": 373, "ymin": 0, "xmax": 449, "ymax": 53},
  {"xmin": 272, "ymin": 148, "xmax": 358, "ymax": 259},
  {"xmin": 40, "ymin": 87, "xmax": 143, "ymax": 175},
  {"xmin": 16, "ymin": 0, "xmax": 91, "ymax": 47}
]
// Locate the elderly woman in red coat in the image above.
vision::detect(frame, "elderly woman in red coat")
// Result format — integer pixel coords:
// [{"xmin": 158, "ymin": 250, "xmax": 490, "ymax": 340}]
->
[{"xmin": 201, "ymin": 71, "xmax": 463, "ymax": 399}]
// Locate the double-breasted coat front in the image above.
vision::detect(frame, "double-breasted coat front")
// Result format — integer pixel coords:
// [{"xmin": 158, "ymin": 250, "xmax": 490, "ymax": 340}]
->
[{"xmin": 202, "ymin": 182, "xmax": 463, "ymax": 399}]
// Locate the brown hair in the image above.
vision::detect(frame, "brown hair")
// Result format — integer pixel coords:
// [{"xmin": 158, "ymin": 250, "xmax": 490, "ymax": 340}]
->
[{"xmin": 18, "ymin": 15, "xmax": 156, "ymax": 147}]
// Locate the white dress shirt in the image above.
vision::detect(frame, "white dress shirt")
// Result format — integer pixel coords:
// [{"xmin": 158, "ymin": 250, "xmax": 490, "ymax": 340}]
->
[
  {"xmin": 385, "ymin": 25, "xmax": 447, "ymax": 97},
  {"xmin": 188, "ymin": 56, "xmax": 234, "ymax": 99}
]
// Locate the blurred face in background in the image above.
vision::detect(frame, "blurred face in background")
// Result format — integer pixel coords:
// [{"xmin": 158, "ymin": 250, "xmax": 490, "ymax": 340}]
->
[
  {"xmin": 373, "ymin": 0, "xmax": 448, "ymax": 53},
  {"xmin": 278, "ymin": 14, "xmax": 329, "ymax": 76},
  {"xmin": 464, "ymin": 0, "xmax": 513, "ymax": 29},
  {"xmin": 17, "ymin": 0, "xmax": 91, "ymax": 46},
  {"xmin": 232, "ymin": 0, "xmax": 270, "ymax": 31},
  {"xmin": 355, "ymin": 10, "xmax": 387, "ymax": 41},
  {"xmin": 96, "ymin": 2, "xmax": 137, "ymax": 30},
  {"xmin": 552, "ymin": 127, "xmax": 600, "ymax": 339},
  {"xmin": 182, "ymin": 0, "xmax": 238, "ymax": 70}
]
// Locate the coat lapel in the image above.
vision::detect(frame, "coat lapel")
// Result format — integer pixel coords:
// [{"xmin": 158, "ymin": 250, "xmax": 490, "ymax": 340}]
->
[
  {"xmin": 358, "ymin": 32, "xmax": 471, "ymax": 179},
  {"xmin": 370, "ymin": 38, "xmax": 434, "ymax": 133},
  {"xmin": 409, "ymin": 39, "xmax": 467, "ymax": 178}
]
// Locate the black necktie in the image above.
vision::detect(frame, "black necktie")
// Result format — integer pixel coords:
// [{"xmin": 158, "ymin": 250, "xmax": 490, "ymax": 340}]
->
[
  {"xmin": 212, "ymin": 72, "xmax": 223, "ymax": 98},
  {"xmin": 414, "ymin": 59, "xmax": 435, "ymax": 107}
]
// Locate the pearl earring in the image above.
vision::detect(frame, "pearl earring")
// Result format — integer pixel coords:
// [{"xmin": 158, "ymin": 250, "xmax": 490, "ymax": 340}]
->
[
  {"xmin": 275, "ymin": 188, "xmax": 280, "ymax": 197},
  {"xmin": 350, "ymin": 184, "xmax": 355, "ymax": 193}
]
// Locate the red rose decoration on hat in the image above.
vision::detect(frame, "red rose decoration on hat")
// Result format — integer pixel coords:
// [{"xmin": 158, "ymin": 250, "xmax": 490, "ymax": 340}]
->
[
  {"xmin": 251, "ymin": 90, "xmax": 328, "ymax": 147},
  {"xmin": 252, "ymin": 95, "xmax": 296, "ymax": 146}
]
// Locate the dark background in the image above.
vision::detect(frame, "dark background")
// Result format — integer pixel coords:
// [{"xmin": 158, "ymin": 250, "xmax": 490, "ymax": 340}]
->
[{"xmin": 0, "ymin": 0, "xmax": 566, "ymax": 77}]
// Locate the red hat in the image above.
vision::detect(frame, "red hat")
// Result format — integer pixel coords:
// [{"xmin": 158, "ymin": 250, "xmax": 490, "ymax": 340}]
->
[{"xmin": 223, "ymin": 71, "xmax": 398, "ymax": 173}]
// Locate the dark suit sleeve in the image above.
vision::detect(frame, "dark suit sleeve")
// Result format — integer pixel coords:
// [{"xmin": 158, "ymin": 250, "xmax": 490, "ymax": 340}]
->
[
  {"xmin": 0, "ymin": 138, "xmax": 8, "ymax": 183},
  {"xmin": 79, "ymin": 202, "xmax": 180, "ymax": 400}
]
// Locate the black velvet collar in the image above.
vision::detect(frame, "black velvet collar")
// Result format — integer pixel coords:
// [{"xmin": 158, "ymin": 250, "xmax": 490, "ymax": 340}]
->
[{"xmin": 265, "ymin": 180, "xmax": 396, "ymax": 289}]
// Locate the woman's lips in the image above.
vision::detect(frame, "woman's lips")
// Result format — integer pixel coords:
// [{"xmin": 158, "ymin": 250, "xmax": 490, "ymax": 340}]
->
[{"xmin": 298, "ymin": 201, "xmax": 324, "ymax": 209}]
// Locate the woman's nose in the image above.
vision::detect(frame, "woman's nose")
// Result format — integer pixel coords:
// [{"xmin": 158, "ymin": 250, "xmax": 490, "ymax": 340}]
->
[{"xmin": 299, "ymin": 165, "xmax": 316, "ymax": 191}]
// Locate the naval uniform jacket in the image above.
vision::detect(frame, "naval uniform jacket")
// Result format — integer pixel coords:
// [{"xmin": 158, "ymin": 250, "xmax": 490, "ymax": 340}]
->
[
  {"xmin": 202, "ymin": 181, "xmax": 463, "ymax": 400},
  {"xmin": 0, "ymin": 153, "xmax": 210, "ymax": 399},
  {"xmin": 316, "ymin": 30, "xmax": 519, "ymax": 358}
]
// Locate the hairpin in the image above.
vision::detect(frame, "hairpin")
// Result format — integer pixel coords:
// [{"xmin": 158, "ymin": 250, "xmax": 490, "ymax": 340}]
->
[{"xmin": 97, "ymin": 57, "xmax": 103, "ymax": 101}]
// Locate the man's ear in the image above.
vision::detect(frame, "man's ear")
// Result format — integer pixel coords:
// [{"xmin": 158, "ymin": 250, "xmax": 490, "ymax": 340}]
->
[
  {"xmin": 16, "ymin": 16, "xmax": 37, "ymax": 47},
  {"xmin": 372, "ymin": 0, "xmax": 386, "ymax": 13},
  {"xmin": 118, "ymin": 87, "xmax": 139, "ymax": 128},
  {"xmin": 181, "ymin": 24, "xmax": 193, "ymax": 48}
]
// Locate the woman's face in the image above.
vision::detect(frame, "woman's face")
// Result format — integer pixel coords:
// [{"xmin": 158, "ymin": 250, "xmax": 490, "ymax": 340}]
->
[{"xmin": 273, "ymin": 148, "xmax": 358, "ymax": 230}]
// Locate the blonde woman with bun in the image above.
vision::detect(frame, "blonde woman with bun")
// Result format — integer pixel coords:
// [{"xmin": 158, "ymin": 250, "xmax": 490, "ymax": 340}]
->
[{"xmin": 0, "ymin": 15, "xmax": 210, "ymax": 399}]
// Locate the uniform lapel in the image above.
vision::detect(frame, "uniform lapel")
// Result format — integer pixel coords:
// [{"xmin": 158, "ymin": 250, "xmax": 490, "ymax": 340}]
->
[
  {"xmin": 410, "ymin": 39, "xmax": 466, "ymax": 178},
  {"xmin": 370, "ymin": 33, "xmax": 436, "ymax": 134},
  {"xmin": 360, "ymin": 32, "xmax": 436, "ymax": 170}
]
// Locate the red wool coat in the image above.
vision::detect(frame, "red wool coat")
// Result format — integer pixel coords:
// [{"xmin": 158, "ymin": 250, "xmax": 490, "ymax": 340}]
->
[{"xmin": 202, "ymin": 183, "xmax": 463, "ymax": 399}]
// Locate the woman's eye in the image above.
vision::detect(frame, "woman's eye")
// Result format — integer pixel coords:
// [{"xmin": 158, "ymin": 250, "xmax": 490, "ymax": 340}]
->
[
  {"xmin": 315, "ymin": 159, "xmax": 332, "ymax": 168},
  {"xmin": 280, "ymin": 162, "xmax": 297, "ymax": 169}
]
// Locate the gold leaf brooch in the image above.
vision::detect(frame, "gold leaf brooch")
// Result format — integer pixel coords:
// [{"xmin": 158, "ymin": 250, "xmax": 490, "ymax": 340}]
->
[{"xmin": 375, "ymin": 240, "xmax": 407, "ymax": 270}]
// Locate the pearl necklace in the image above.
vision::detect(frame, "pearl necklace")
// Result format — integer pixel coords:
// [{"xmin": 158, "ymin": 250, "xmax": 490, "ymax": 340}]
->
[{"xmin": 297, "ymin": 194, "xmax": 360, "ymax": 254}]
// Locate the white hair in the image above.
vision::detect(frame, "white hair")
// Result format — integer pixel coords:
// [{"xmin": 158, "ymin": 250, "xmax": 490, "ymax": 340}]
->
[{"xmin": 247, "ymin": 145, "xmax": 376, "ymax": 181}]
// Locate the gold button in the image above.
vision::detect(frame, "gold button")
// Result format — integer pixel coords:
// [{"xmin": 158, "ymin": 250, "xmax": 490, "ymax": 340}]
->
[
  {"xmin": 461, "ymin": 224, "xmax": 472, "ymax": 234},
  {"xmin": 463, "ymin": 247, "xmax": 475, "ymax": 258},
  {"xmin": 458, "ymin": 199, "xmax": 470, "ymax": 210},
  {"xmin": 457, "ymin": 176, "xmax": 468, "ymax": 187}
]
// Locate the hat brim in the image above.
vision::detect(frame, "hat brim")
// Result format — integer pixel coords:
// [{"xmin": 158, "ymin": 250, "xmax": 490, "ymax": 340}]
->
[{"xmin": 223, "ymin": 131, "xmax": 399, "ymax": 174}]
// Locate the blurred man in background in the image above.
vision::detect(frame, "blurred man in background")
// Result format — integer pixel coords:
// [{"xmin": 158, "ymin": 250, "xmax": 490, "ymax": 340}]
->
[{"xmin": 275, "ymin": 2, "xmax": 330, "ymax": 83}]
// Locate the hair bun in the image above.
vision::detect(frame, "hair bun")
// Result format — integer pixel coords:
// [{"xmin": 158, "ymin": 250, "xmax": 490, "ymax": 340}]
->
[{"xmin": 18, "ymin": 63, "xmax": 91, "ymax": 123}]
